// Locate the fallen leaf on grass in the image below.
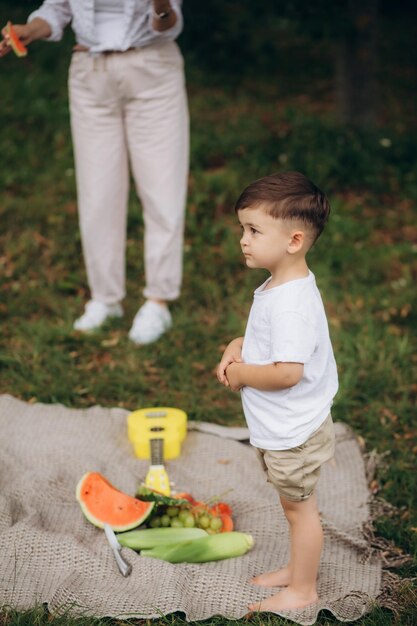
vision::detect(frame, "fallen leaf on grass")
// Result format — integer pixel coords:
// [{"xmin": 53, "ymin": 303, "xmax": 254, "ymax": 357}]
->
[
  {"xmin": 101, "ymin": 334, "xmax": 121, "ymax": 347},
  {"xmin": 83, "ymin": 352, "xmax": 115, "ymax": 370},
  {"xmin": 74, "ymin": 387, "xmax": 89, "ymax": 395},
  {"xmin": 369, "ymin": 479, "xmax": 379, "ymax": 494},
  {"xmin": 357, "ymin": 435, "xmax": 366, "ymax": 450}
]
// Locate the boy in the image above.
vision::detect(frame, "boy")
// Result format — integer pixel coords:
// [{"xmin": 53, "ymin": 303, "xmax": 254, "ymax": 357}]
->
[{"xmin": 217, "ymin": 171, "xmax": 338, "ymax": 612}]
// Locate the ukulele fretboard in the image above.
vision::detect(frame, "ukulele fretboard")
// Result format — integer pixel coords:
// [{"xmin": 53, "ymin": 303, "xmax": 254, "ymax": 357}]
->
[{"xmin": 150, "ymin": 433, "xmax": 164, "ymax": 466}]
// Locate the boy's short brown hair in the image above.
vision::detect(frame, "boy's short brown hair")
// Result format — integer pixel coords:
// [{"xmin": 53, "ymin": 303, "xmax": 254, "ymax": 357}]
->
[{"xmin": 235, "ymin": 171, "xmax": 331, "ymax": 241}]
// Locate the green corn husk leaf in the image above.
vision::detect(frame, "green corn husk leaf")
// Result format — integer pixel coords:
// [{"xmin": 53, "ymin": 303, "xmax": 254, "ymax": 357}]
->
[
  {"xmin": 116, "ymin": 527, "xmax": 208, "ymax": 550},
  {"xmin": 141, "ymin": 531, "xmax": 254, "ymax": 563},
  {"xmin": 136, "ymin": 485, "xmax": 189, "ymax": 507}
]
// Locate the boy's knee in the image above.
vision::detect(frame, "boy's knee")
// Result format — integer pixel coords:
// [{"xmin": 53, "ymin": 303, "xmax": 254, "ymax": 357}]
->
[{"xmin": 280, "ymin": 493, "xmax": 318, "ymax": 519}]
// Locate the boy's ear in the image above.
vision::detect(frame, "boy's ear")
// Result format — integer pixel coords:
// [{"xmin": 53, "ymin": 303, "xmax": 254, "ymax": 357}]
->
[{"xmin": 287, "ymin": 230, "xmax": 305, "ymax": 254}]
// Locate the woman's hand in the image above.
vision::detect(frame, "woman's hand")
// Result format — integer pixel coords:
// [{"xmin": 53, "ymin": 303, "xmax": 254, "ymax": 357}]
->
[
  {"xmin": 0, "ymin": 19, "xmax": 51, "ymax": 58},
  {"xmin": 1, "ymin": 23, "xmax": 30, "ymax": 57},
  {"xmin": 152, "ymin": 1, "xmax": 177, "ymax": 32},
  {"xmin": 216, "ymin": 337, "xmax": 244, "ymax": 387}
]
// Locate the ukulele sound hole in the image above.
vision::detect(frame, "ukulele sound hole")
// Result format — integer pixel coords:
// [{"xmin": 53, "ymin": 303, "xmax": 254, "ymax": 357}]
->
[{"xmin": 150, "ymin": 426, "xmax": 164, "ymax": 432}]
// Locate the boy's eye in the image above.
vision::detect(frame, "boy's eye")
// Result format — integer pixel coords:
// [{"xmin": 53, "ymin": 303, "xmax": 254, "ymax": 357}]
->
[{"xmin": 250, "ymin": 227, "xmax": 258, "ymax": 234}]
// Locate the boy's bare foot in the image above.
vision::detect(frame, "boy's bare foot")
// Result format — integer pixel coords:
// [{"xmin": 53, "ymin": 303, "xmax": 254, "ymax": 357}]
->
[
  {"xmin": 248, "ymin": 587, "xmax": 318, "ymax": 612},
  {"xmin": 250, "ymin": 567, "xmax": 291, "ymax": 588}
]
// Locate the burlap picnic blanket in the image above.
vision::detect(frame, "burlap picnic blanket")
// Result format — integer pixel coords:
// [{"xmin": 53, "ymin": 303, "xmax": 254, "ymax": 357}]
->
[{"xmin": 0, "ymin": 394, "xmax": 394, "ymax": 624}]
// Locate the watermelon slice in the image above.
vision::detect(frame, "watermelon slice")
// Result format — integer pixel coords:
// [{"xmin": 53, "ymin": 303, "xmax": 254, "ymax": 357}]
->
[
  {"xmin": 5, "ymin": 22, "xmax": 27, "ymax": 58},
  {"xmin": 76, "ymin": 472, "xmax": 154, "ymax": 532}
]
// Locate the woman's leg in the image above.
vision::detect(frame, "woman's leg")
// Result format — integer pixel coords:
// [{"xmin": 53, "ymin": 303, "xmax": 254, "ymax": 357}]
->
[
  {"xmin": 68, "ymin": 52, "xmax": 129, "ymax": 306},
  {"xmin": 123, "ymin": 43, "xmax": 189, "ymax": 303}
]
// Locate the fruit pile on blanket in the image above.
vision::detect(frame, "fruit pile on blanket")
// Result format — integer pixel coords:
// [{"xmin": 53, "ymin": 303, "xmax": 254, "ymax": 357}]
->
[
  {"xmin": 136, "ymin": 485, "xmax": 234, "ymax": 533},
  {"xmin": 76, "ymin": 472, "xmax": 254, "ymax": 563}
]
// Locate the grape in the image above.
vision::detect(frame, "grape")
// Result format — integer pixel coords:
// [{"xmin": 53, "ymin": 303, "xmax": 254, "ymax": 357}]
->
[
  {"xmin": 210, "ymin": 516, "xmax": 223, "ymax": 531},
  {"xmin": 178, "ymin": 509, "xmax": 191, "ymax": 523},
  {"xmin": 149, "ymin": 517, "xmax": 161, "ymax": 528},
  {"xmin": 160, "ymin": 514, "xmax": 171, "ymax": 527},
  {"xmin": 183, "ymin": 514, "xmax": 195, "ymax": 528},
  {"xmin": 198, "ymin": 515, "xmax": 210, "ymax": 529},
  {"xmin": 166, "ymin": 506, "xmax": 180, "ymax": 517},
  {"xmin": 170, "ymin": 517, "xmax": 184, "ymax": 528}
]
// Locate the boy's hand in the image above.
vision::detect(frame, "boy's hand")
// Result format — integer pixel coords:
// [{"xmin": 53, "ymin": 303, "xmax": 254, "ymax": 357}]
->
[
  {"xmin": 225, "ymin": 362, "xmax": 244, "ymax": 392},
  {"xmin": 216, "ymin": 337, "xmax": 243, "ymax": 386},
  {"xmin": 217, "ymin": 354, "xmax": 242, "ymax": 387}
]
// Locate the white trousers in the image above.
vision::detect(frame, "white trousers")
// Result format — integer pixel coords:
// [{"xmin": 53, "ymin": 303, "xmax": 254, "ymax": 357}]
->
[{"xmin": 68, "ymin": 42, "xmax": 189, "ymax": 303}]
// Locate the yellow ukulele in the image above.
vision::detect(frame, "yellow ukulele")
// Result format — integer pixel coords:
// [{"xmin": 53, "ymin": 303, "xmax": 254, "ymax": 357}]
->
[{"xmin": 127, "ymin": 407, "xmax": 187, "ymax": 496}]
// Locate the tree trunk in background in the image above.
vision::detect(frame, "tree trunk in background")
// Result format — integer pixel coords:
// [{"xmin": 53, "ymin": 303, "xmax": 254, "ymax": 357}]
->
[{"xmin": 335, "ymin": 0, "xmax": 379, "ymax": 126}]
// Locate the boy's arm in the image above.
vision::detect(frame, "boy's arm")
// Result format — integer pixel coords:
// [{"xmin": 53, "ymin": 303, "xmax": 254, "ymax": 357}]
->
[
  {"xmin": 225, "ymin": 361, "xmax": 303, "ymax": 392},
  {"xmin": 216, "ymin": 337, "xmax": 244, "ymax": 386}
]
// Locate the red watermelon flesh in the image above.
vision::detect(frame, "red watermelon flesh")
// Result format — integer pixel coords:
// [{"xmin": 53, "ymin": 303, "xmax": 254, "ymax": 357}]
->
[
  {"xmin": 76, "ymin": 472, "xmax": 154, "ymax": 531},
  {"xmin": 6, "ymin": 22, "xmax": 28, "ymax": 58}
]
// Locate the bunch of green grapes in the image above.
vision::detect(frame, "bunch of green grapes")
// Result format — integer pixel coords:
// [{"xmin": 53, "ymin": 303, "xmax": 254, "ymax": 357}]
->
[{"xmin": 149, "ymin": 505, "xmax": 223, "ymax": 533}]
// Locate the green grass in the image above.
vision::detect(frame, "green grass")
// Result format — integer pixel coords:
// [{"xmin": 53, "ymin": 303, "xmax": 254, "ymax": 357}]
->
[
  {"xmin": 1, "ymin": 4, "xmax": 417, "ymax": 626},
  {"xmin": 2, "ymin": 602, "xmax": 417, "ymax": 626}
]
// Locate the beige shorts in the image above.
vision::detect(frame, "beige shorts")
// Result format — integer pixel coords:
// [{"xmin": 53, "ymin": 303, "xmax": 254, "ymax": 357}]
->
[{"xmin": 255, "ymin": 414, "xmax": 335, "ymax": 502}]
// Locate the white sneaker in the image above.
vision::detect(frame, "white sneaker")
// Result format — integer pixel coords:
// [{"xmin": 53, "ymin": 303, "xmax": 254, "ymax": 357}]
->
[
  {"xmin": 128, "ymin": 300, "xmax": 172, "ymax": 345},
  {"xmin": 73, "ymin": 300, "xmax": 123, "ymax": 332}
]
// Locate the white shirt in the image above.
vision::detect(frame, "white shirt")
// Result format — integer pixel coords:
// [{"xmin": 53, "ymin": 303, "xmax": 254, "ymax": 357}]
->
[
  {"xmin": 241, "ymin": 271, "xmax": 338, "ymax": 450},
  {"xmin": 28, "ymin": 0, "xmax": 183, "ymax": 52},
  {"xmin": 94, "ymin": 0, "xmax": 127, "ymax": 50}
]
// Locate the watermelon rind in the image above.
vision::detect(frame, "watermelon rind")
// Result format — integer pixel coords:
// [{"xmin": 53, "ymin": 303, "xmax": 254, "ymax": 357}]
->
[{"xmin": 76, "ymin": 472, "xmax": 154, "ymax": 532}]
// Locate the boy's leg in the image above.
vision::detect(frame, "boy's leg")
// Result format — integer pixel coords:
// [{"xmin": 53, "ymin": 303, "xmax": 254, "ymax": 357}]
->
[
  {"xmin": 249, "ymin": 493, "xmax": 321, "ymax": 611},
  {"xmin": 251, "ymin": 565, "xmax": 291, "ymax": 588}
]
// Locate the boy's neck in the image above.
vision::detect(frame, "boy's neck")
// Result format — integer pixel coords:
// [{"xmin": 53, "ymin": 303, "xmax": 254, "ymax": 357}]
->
[{"xmin": 266, "ymin": 258, "xmax": 310, "ymax": 289}]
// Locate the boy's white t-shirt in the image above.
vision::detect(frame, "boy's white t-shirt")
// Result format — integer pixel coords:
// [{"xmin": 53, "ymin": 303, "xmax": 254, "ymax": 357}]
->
[{"xmin": 241, "ymin": 271, "xmax": 338, "ymax": 450}]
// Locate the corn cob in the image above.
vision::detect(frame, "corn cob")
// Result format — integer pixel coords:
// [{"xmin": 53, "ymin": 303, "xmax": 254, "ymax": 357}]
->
[
  {"xmin": 140, "ymin": 531, "xmax": 254, "ymax": 563},
  {"xmin": 116, "ymin": 527, "xmax": 207, "ymax": 550}
]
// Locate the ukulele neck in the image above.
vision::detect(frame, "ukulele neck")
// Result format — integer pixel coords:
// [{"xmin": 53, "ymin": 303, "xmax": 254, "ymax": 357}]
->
[
  {"xmin": 145, "ymin": 436, "xmax": 171, "ymax": 495},
  {"xmin": 150, "ymin": 437, "xmax": 164, "ymax": 466}
]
